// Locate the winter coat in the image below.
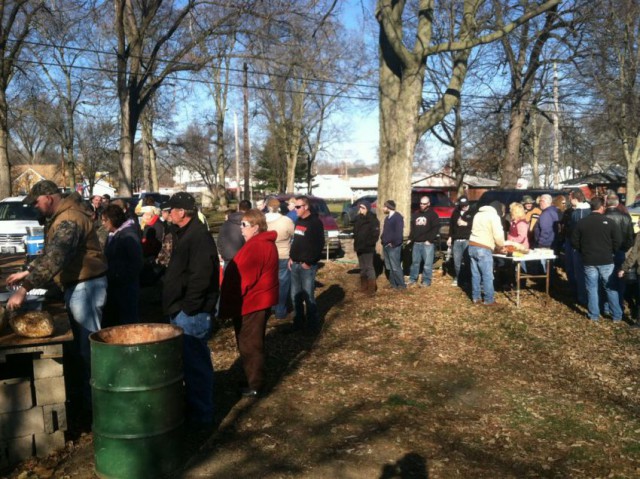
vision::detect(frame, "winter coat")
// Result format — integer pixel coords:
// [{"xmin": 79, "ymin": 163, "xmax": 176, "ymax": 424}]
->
[
  {"xmin": 353, "ymin": 210, "xmax": 380, "ymax": 254},
  {"xmin": 162, "ymin": 217, "xmax": 219, "ymax": 316},
  {"xmin": 219, "ymin": 230, "xmax": 279, "ymax": 317}
]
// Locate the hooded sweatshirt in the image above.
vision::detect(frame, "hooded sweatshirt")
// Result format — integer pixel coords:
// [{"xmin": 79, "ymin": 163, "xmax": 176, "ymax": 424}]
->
[
  {"xmin": 469, "ymin": 204, "xmax": 505, "ymax": 251},
  {"xmin": 266, "ymin": 211, "xmax": 295, "ymax": 260}
]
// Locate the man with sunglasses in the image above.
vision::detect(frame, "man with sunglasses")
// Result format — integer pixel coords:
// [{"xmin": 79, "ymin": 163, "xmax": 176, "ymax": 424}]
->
[
  {"xmin": 287, "ymin": 195, "xmax": 325, "ymax": 333},
  {"xmin": 163, "ymin": 192, "xmax": 219, "ymax": 424},
  {"xmin": 407, "ymin": 196, "xmax": 440, "ymax": 287}
]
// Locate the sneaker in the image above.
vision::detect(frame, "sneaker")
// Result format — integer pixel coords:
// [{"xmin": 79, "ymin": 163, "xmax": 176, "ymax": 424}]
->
[
  {"xmin": 407, "ymin": 282, "xmax": 418, "ymax": 288},
  {"xmin": 451, "ymin": 280, "xmax": 458, "ymax": 286}
]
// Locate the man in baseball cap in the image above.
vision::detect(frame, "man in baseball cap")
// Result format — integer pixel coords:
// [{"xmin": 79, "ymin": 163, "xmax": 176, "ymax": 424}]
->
[
  {"xmin": 9, "ymin": 179, "xmax": 107, "ymax": 412},
  {"xmin": 23, "ymin": 179, "xmax": 60, "ymax": 206}
]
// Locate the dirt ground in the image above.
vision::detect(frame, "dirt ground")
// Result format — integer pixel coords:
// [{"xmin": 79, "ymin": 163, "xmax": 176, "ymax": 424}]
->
[{"xmin": 5, "ymin": 245, "xmax": 640, "ymax": 478}]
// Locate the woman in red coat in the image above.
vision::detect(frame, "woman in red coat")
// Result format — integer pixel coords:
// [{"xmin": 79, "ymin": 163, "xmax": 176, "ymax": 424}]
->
[{"xmin": 220, "ymin": 209, "xmax": 278, "ymax": 397}]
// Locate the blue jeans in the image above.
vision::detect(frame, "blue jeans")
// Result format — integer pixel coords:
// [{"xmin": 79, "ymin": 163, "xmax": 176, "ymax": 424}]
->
[
  {"xmin": 290, "ymin": 262, "xmax": 319, "ymax": 330},
  {"xmin": 274, "ymin": 259, "xmax": 290, "ymax": 319},
  {"xmin": 383, "ymin": 244, "xmax": 405, "ymax": 289},
  {"xmin": 584, "ymin": 264, "xmax": 622, "ymax": 321},
  {"xmin": 409, "ymin": 242, "xmax": 435, "ymax": 285},
  {"xmin": 170, "ymin": 310, "xmax": 214, "ymax": 422},
  {"xmin": 469, "ymin": 246, "xmax": 495, "ymax": 304},
  {"xmin": 65, "ymin": 275, "xmax": 107, "ymax": 407},
  {"xmin": 452, "ymin": 239, "xmax": 468, "ymax": 281}
]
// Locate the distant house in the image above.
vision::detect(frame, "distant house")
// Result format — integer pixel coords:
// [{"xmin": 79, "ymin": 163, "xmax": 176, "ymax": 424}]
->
[
  {"xmin": 412, "ymin": 169, "xmax": 500, "ymax": 201},
  {"xmin": 560, "ymin": 165, "xmax": 627, "ymax": 198},
  {"xmin": 11, "ymin": 165, "xmax": 65, "ymax": 196}
]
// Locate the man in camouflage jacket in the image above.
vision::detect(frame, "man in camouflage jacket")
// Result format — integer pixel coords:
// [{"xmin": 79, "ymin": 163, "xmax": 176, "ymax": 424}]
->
[{"xmin": 7, "ymin": 180, "xmax": 108, "ymax": 408}]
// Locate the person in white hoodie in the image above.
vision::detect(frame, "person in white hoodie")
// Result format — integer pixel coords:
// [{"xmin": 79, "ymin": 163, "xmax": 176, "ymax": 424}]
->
[
  {"xmin": 468, "ymin": 201, "xmax": 506, "ymax": 305},
  {"xmin": 266, "ymin": 198, "xmax": 295, "ymax": 319}
]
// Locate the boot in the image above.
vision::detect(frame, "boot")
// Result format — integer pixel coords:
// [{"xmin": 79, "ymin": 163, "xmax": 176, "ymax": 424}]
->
[
  {"xmin": 367, "ymin": 278, "xmax": 377, "ymax": 296},
  {"xmin": 360, "ymin": 276, "xmax": 367, "ymax": 292}
]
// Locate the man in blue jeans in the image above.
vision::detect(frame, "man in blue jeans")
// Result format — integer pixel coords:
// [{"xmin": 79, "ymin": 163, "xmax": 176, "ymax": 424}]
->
[
  {"xmin": 468, "ymin": 201, "xmax": 506, "ymax": 305},
  {"xmin": 572, "ymin": 196, "xmax": 622, "ymax": 322},
  {"xmin": 163, "ymin": 192, "xmax": 219, "ymax": 424},
  {"xmin": 7, "ymin": 180, "xmax": 108, "ymax": 412},
  {"xmin": 407, "ymin": 196, "xmax": 440, "ymax": 287},
  {"xmin": 380, "ymin": 200, "xmax": 406, "ymax": 289},
  {"xmin": 288, "ymin": 195, "xmax": 325, "ymax": 333}
]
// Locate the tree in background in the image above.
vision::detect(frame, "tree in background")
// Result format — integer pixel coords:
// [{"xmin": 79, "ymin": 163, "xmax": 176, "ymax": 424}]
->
[
  {"xmin": 579, "ymin": 0, "xmax": 640, "ymax": 204},
  {"xmin": 0, "ymin": 0, "xmax": 49, "ymax": 197},
  {"xmin": 111, "ymin": 0, "xmax": 251, "ymax": 196},
  {"xmin": 376, "ymin": 0, "xmax": 560, "ymax": 233}
]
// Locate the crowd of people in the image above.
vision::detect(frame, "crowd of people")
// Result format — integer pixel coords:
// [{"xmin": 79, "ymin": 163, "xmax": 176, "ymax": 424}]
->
[
  {"xmin": 7, "ymin": 180, "xmax": 640, "ymax": 428},
  {"xmin": 4, "ymin": 181, "xmax": 328, "ymax": 427},
  {"xmin": 367, "ymin": 190, "xmax": 640, "ymax": 326}
]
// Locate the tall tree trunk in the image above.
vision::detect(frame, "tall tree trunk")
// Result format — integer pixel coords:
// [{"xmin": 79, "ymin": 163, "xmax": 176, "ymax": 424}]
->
[
  {"xmin": 531, "ymin": 113, "xmax": 540, "ymax": 188},
  {"xmin": 215, "ymin": 110, "xmax": 227, "ymax": 210},
  {"xmin": 118, "ymin": 102, "xmax": 135, "ymax": 196},
  {"xmin": 501, "ymin": 106, "xmax": 527, "ymax": 187},
  {"xmin": 140, "ymin": 111, "xmax": 155, "ymax": 191},
  {"xmin": 452, "ymin": 106, "xmax": 465, "ymax": 197},
  {"xmin": 0, "ymin": 92, "xmax": 11, "ymax": 197}
]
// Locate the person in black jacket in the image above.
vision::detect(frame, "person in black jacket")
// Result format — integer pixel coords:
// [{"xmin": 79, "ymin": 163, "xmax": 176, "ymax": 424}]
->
[
  {"xmin": 101, "ymin": 204, "xmax": 143, "ymax": 327},
  {"xmin": 604, "ymin": 193, "xmax": 634, "ymax": 313},
  {"xmin": 353, "ymin": 200, "xmax": 380, "ymax": 295},
  {"xmin": 287, "ymin": 195, "xmax": 325, "ymax": 333},
  {"xmin": 407, "ymin": 196, "xmax": 440, "ymax": 287},
  {"xmin": 572, "ymin": 196, "xmax": 622, "ymax": 322},
  {"xmin": 163, "ymin": 192, "xmax": 219, "ymax": 424},
  {"xmin": 447, "ymin": 196, "xmax": 473, "ymax": 286}
]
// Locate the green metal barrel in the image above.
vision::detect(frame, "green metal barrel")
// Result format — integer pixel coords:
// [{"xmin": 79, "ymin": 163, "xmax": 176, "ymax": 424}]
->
[{"xmin": 90, "ymin": 323, "xmax": 185, "ymax": 479}]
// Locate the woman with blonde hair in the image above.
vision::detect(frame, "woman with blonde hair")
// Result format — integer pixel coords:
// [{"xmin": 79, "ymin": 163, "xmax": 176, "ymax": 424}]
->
[{"xmin": 507, "ymin": 202, "xmax": 529, "ymax": 249}]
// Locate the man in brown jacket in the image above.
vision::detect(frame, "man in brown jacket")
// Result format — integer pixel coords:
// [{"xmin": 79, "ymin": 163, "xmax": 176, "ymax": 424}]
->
[{"xmin": 7, "ymin": 180, "xmax": 108, "ymax": 409}]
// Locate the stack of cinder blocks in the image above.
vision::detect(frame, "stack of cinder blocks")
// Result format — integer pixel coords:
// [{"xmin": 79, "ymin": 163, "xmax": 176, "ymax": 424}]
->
[{"xmin": 0, "ymin": 343, "xmax": 67, "ymax": 469}]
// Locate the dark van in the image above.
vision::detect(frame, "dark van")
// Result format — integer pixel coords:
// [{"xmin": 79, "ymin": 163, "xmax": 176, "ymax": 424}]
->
[{"xmin": 478, "ymin": 189, "xmax": 567, "ymax": 208}]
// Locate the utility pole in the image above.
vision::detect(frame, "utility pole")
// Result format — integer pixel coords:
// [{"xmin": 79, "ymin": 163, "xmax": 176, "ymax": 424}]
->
[
  {"xmin": 234, "ymin": 112, "xmax": 241, "ymax": 201},
  {"xmin": 552, "ymin": 62, "xmax": 560, "ymax": 188},
  {"xmin": 243, "ymin": 63, "xmax": 250, "ymax": 201}
]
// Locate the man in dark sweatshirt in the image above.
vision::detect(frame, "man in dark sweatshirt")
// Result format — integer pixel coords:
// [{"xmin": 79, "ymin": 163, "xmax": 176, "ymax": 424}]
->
[
  {"xmin": 288, "ymin": 195, "xmax": 325, "ymax": 333},
  {"xmin": 407, "ymin": 196, "xmax": 440, "ymax": 287},
  {"xmin": 447, "ymin": 196, "xmax": 473, "ymax": 286},
  {"xmin": 572, "ymin": 196, "xmax": 622, "ymax": 322},
  {"xmin": 380, "ymin": 200, "xmax": 405, "ymax": 289}
]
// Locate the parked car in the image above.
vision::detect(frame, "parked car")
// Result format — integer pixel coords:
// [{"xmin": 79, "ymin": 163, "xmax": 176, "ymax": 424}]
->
[
  {"xmin": 0, "ymin": 196, "xmax": 41, "ymax": 254},
  {"xmin": 341, "ymin": 195, "xmax": 378, "ymax": 226},
  {"xmin": 276, "ymin": 194, "xmax": 341, "ymax": 257}
]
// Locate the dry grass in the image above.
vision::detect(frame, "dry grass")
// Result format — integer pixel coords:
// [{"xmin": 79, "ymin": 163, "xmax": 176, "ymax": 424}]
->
[{"xmin": 9, "ymin": 259, "xmax": 640, "ymax": 478}]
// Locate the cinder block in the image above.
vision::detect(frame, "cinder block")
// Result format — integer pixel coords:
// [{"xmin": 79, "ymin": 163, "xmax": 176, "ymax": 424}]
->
[
  {"xmin": 0, "ymin": 377, "xmax": 33, "ymax": 413},
  {"xmin": 0, "ymin": 407, "xmax": 44, "ymax": 439},
  {"xmin": 34, "ymin": 430, "xmax": 65, "ymax": 458},
  {"xmin": 34, "ymin": 377, "xmax": 66, "ymax": 406},
  {"xmin": 1, "ymin": 434, "xmax": 35, "ymax": 465},
  {"xmin": 33, "ymin": 358, "xmax": 64, "ymax": 379},
  {"xmin": 43, "ymin": 403, "xmax": 67, "ymax": 433}
]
